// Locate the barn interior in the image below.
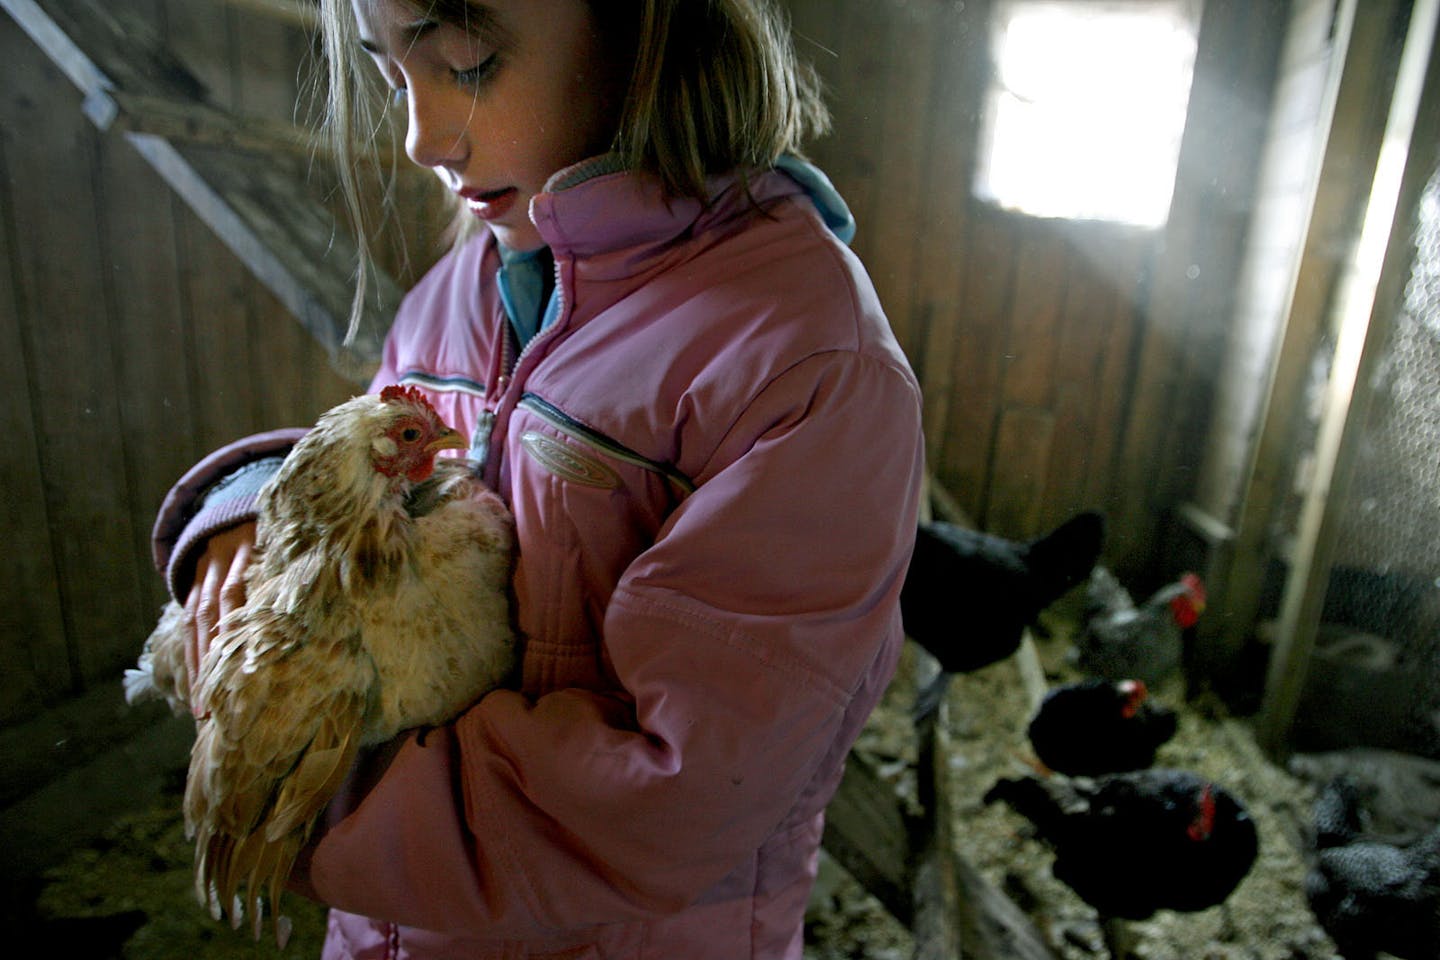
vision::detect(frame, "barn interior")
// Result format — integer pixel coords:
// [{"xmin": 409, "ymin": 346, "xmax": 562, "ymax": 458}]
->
[{"xmin": 3, "ymin": 0, "xmax": 1440, "ymax": 957}]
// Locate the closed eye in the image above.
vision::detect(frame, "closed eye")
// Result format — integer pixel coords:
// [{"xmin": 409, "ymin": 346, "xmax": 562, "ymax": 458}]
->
[
  {"xmin": 385, "ymin": 54, "xmax": 495, "ymax": 107},
  {"xmin": 453, "ymin": 53, "xmax": 499, "ymax": 89}
]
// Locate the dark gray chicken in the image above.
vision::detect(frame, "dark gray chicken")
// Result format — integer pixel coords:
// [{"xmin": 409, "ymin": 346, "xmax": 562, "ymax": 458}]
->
[
  {"xmin": 1306, "ymin": 775, "xmax": 1440, "ymax": 960},
  {"xmin": 1073, "ymin": 567, "xmax": 1206, "ymax": 685},
  {"xmin": 901, "ymin": 510, "xmax": 1104, "ymax": 717},
  {"xmin": 984, "ymin": 768, "xmax": 1258, "ymax": 920},
  {"xmin": 1026, "ymin": 678, "xmax": 1177, "ymax": 776}
]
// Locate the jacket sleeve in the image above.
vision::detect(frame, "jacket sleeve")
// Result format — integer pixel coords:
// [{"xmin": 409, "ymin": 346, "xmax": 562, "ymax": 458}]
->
[
  {"xmin": 301, "ymin": 348, "xmax": 926, "ymax": 937},
  {"xmin": 151, "ymin": 428, "xmax": 308, "ymax": 602}
]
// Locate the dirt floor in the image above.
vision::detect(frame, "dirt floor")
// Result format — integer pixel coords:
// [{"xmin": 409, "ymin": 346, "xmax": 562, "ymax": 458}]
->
[
  {"xmin": 19, "ymin": 608, "xmax": 1429, "ymax": 959},
  {"xmin": 804, "ymin": 612, "xmax": 1351, "ymax": 960}
]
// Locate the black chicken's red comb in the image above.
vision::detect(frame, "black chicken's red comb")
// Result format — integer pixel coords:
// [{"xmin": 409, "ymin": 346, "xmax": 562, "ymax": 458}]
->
[{"xmin": 380, "ymin": 384, "xmax": 435, "ymax": 412}]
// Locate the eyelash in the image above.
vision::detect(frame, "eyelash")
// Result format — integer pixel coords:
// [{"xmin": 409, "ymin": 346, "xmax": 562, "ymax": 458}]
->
[
  {"xmin": 389, "ymin": 55, "xmax": 499, "ymax": 106},
  {"xmin": 454, "ymin": 54, "xmax": 499, "ymax": 88}
]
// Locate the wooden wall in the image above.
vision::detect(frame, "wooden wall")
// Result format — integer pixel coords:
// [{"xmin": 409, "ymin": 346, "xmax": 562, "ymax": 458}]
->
[
  {"xmin": 788, "ymin": 0, "xmax": 1289, "ymax": 574},
  {"xmin": 0, "ymin": 0, "xmax": 1299, "ymax": 877},
  {"xmin": 0, "ymin": 0, "xmax": 360, "ymax": 731}
]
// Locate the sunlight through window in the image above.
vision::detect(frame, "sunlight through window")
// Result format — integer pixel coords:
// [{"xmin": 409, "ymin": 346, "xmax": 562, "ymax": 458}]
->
[{"xmin": 975, "ymin": 0, "xmax": 1202, "ymax": 227}]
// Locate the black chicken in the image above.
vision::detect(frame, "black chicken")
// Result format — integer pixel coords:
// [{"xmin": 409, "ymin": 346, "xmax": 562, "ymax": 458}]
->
[
  {"xmin": 984, "ymin": 768, "xmax": 1258, "ymax": 920},
  {"xmin": 901, "ymin": 511, "xmax": 1105, "ymax": 717},
  {"xmin": 1027, "ymin": 678, "xmax": 1177, "ymax": 776},
  {"xmin": 1305, "ymin": 775, "xmax": 1440, "ymax": 960}
]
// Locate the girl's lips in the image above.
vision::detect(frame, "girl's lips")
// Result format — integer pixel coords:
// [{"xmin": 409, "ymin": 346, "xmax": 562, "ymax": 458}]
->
[{"xmin": 463, "ymin": 187, "xmax": 517, "ymax": 221}]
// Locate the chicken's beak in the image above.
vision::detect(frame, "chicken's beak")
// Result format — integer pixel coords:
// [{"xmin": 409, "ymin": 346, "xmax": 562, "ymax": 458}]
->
[{"xmin": 426, "ymin": 428, "xmax": 467, "ymax": 454}]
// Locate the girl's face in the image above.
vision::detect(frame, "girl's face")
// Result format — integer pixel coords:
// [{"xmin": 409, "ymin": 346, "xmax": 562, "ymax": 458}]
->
[{"xmin": 354, "ymin": 0, "xmax": 627, "ymax": 251}]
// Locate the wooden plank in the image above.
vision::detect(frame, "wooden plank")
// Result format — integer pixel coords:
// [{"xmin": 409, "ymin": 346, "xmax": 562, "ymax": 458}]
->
[
  {"xmin": 1000, "ymin": 229, "xmax": 1069, "ymax": 411},
  {"xmin": 1040, "ymin": 233, "xmax": 1147, "ymax": 528},
  {"xmin": 985, "ymin": 406, "xmax": 1054, "ymax": 538},
  {"xmin": 105, "ymin": 89, "xmax": 319, "ymax": 156},
  {"xmin": 92, "ymin": 93, "xmax": 205, "ymax": 619},
  {"xmin": 821, "ymin": 746, "xmax": 915, "ymax": 926},
  {"xmin": 810, "ymin": 0, "xmax": 892, "ymax": 263},
  {"xmin": 862, "ymin": 1, "xmax": 942, "ymax": 361},
  {"xmin": 913, "ymin": 5, "xmax": 985, "ymax": 463},
  {"xmin": 938, "ymin": 209, "xmax": 1018, "ymax": 521},
  {"xmin": 230, "ymin": 0, "xmax": 306, "ymax": 118},
  {"xmin": 0, "ymin": 0, "xmax": 206, "ymax": 125},
  {"xmin": 1110, "ymin": 0, "xmax": 1287, "ymax": 577},
  {"xmin": 0, "ymin": 87, "xmax": 67, "ymax": 725},
  {"xmin": 160, "ymin": 0, "xmax": 276, "ymax": 449},
  {"xmin": 1, "ymin": 12, "xmax": 148, "ymax": 690},
  {"xmin": 1083, "ymin": 242, "xmax": 1148, "ymax": 521},
  {"xmin": 911, "ymin": 711, "xmax": 961, "ymax": 959},
  {"xmin": 912, "ymin": 655, "xmax": 1056, "ymax": 960}
]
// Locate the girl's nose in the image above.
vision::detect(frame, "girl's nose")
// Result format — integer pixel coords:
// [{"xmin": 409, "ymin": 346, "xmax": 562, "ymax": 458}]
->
[{"xmin": 404, "ymin": 84, "xmax": 467, "ymax": 171}]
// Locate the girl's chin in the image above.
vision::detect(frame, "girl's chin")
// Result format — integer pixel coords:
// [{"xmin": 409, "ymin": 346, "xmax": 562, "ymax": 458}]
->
[{"xmin": 483, "ymin": 221, "xmax": 545, "ymax": 253}]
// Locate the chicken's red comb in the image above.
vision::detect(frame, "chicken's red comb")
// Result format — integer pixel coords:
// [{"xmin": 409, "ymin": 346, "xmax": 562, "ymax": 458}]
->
[
  {"xmin": 380, "ymin": 384, "xmax": 435, "ymax": 412},
  {"xmin": 1187, "ymin": 783, "xmax": 1217, "ymax": 842},
  {"xmin": 1171, "ymin": 572, "xmax": 1207, "ymax": 628},
  {"xmin": 1118, "ymin": 679, "xmax": 1148, "ymax": 718}
]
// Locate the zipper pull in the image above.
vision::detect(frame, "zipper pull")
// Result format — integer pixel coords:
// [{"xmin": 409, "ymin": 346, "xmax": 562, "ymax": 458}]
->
[{"xmin": 470, "ymin": 409, "xmax": 496, "ymax": 464}]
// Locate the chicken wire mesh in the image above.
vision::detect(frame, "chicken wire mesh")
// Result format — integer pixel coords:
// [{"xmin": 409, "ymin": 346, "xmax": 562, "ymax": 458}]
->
[{"xmin": 1290, "ymin": 154, "xmax": 1440, "ymax": 758}]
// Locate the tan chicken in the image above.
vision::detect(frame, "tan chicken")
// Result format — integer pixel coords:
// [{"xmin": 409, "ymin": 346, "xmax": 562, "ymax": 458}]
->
[{"xmin": 124, "ymin": 385, "xmax": 516, "ymax": 942}]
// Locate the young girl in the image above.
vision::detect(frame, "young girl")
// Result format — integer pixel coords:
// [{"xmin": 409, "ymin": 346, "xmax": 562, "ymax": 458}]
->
[{"xmin": 154, "ymin": 0, "xmax": 925, "ymax": 956}]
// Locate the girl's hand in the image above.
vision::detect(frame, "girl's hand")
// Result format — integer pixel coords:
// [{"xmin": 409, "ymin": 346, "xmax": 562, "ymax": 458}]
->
[{"xmin": 184, "ymin": 521, "xmax": 257, "ymax": 715}]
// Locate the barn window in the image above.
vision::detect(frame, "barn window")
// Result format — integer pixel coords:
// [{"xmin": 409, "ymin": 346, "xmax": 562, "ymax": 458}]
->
[{"xmin": 975, "ymin": 0, "xmax": 1202, "ymax": 227}]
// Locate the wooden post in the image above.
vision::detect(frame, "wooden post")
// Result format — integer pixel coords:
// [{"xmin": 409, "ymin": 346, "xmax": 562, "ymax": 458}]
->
[{"xmin": 1260, "ymin": 0, "xmax": 1440, "ymax": 756}]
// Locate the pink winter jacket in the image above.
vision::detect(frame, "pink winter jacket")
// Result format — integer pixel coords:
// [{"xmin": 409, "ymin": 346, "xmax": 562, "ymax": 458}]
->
[{"xmin": 154, "ymin": 158, "xmax": 924, "ymax": 959}]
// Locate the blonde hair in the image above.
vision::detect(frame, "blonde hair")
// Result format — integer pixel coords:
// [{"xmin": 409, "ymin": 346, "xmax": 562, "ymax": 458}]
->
[{"xmin": 316, "ymin": 0, "xmax": 831, "ymax": 341}]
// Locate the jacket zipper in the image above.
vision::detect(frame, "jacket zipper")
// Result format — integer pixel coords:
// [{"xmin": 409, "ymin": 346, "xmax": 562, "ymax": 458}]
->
[{"xmin": 476, "ymin": 254, "xmax": 567, "ymax": 468}]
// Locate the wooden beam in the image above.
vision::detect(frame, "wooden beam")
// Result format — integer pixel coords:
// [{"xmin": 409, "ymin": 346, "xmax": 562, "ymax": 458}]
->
[
  {"xmin": 912, "ymin": 692, "xmax": 1057, "ymax": 960},
  {"xmin": 126, "ymin": 132, "xmax": 390, "ymax": 380},
  {"xmin": 1208, "ymin": 0, "xmax": 1388, "ymax": 679},
  {"xmin": 106, "ymin": 89, "xmax": 316, "ymax": 156},
  {"xmin": 1260, "ymin": 0, "xmax": 1440, "ymax": 756},
  {"xmin": 101, "ymin": 90, "xmax": 402, "ymax": 162},
  {"xmin": 822, "ymin": 748, "xmax": 916, "ymax": 926},
  {"xmin": 1, "ymin": 0, "xmax": 395, "ymax": 380},
  {"xmin": 0, "ymin": 0, "xmax": 204, "ymax": 123},
  {"xmin": 911, "ymin": 708, "xmax": 961, "ymax": 958}
]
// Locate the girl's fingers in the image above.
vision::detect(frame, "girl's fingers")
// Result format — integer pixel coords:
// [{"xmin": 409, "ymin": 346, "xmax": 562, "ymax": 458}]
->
[
  {"xmin": 219, "ymin": 537, "xmax": 252, "ymax": 624},
  {"xmin": 193, "ymin": 555, "xmax": 224, "ymax": 660},
  {"xmin": 188, "ymin": 552, "xmax": 226, "ymax": 717},
  {"xmin": 183, "ymin": 583, "xmax": 201, "ymax": 708},
  {"xmin": 180, "ymin": 522, "xmax": 257, "ymax": 720}
]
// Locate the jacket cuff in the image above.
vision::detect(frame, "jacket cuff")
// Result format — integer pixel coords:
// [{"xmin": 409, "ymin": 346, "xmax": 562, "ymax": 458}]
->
[{"xmin": 152, "ymin": 428, "xmax": 307, "ymax": 601}]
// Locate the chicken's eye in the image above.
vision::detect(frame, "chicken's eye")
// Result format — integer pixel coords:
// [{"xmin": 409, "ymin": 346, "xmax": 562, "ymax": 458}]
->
[{"xmin": 402, "ymin": 427, "xmax": 422, "ymax": 442}]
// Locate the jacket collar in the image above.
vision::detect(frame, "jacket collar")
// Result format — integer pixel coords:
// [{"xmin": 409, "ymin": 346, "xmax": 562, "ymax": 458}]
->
[
  {"xmin": 527, "ymin": 154, "xmax": 708, "ymax": 263},
  {"xmin": 526, "ymin": 154, "xmax": 853, "ymax": 267}
]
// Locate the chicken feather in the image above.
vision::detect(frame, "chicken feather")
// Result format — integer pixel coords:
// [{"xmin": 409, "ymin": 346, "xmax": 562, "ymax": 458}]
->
[{"xmin": 125, "ymin": 388, "xmax": 516, "ymax": 942}]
